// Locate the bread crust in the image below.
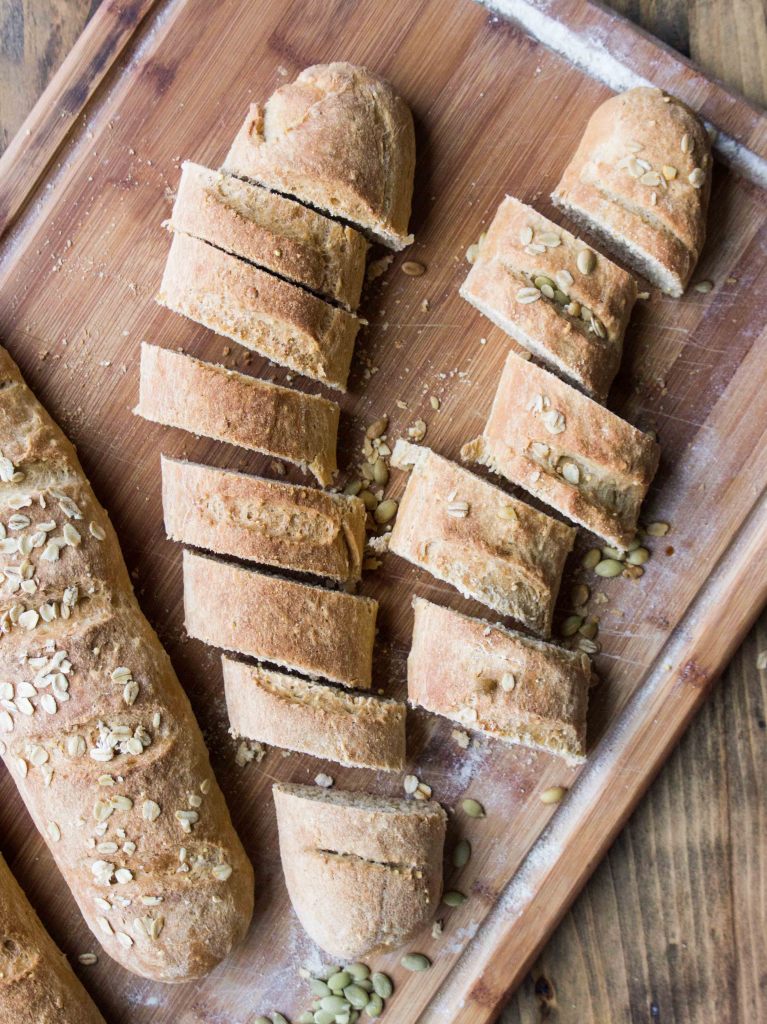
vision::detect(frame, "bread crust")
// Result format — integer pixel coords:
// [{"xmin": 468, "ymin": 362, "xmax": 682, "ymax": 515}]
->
[
  {"xmin": 168, "ymin": 162, "xmax": 368, "ymax": 311},
  {"xmin": 223, "ymin": 63, "xmax": 415, "ymax": 250},
  {"xmin": 408, "ymin": 597, "xmax": 590, "ymax": 764},
  {"xmin": 222, "ymin": 657, "xmax": 405, "ymax": 770},
  {"xmin": 0, "ymin": 346, "xmax": 253, "ymax": 983},
  {"xmin": 157, "ymin": 232, "xmax": 359, "ymax": 390},
  {"xmin": 462, "ymin": 352, "xmax": 660, "ymax": 550},
  {"xmin": 161, "ymin": 457, "xmax": 365, "ymax": 583},
  {"xmin": 461, "ymin": 195, "xmax": 637, "ymax": 400},
  {"xmin": 272, "ymin": 783, "xmax": 445, "ymax": 958},
  {"xmin": 135, "ymin": 343, "xmax": 339, "ymax": 486},
  {"xmin": 183, "ymin": 550, "xmax": 377, "ymax": 689},
  {"xmin": 389, "ymin": 441, "xmax": 575, "ymax": 637}
]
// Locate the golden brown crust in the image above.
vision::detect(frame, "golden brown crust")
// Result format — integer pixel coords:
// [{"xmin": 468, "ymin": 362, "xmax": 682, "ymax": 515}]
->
[
  {"xmin": 222, "ymin": 657, "xmax": 405, "ymax": 770},
  {"xmin": 461, "ymin": 195, "xmax": 638, "ymax": 400},
  {"xmin": 272, "ymin": 784, "xmax": 445, "ymax": 958},
  {"xmin": 407, "ymin": 597, "xmax": 590, "ymax": 764},
  {"xmin": 223, "ymin": 63, "xmax": 415, "ymax": 250},
  {"xmin": 389, "ymin": 441, "xmax": 575, "ymax": 637},
  {"xmin": 183, "ymin": 550, "xmax": 377, "ymax": 689},
  {"xmin": 135, "ymin": 343, "xmax": 339, "ymax": 486},
  {"xmin": 168, "ymin": 162, "xmax": 368, "ymax": 311},
  {"xmin": 461, "ymin": 352, "xmax": 660, "ymax": 550},
  {"xmin": 157, "ymin": 232, "xmax": 359, "ymax": 390},
  {"xmin": 161, "ymin": 457, "xmax": 365, "ymax": 583},
  {"xmin": 0, "ymin": 346, "xmax": 253, "ymax": 983}
]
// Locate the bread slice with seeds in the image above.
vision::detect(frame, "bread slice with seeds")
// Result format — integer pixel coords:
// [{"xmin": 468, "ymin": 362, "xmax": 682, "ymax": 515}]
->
[
  {"xmin": 135, "ymin": 343, "xmax": 339, "ymax": 486},
  {"xmin": 388, "ymin": 440, "xmax": 575, "ymax": 637},
  {"xmin": 273, "ymin": 783, "xmax": 445, "ymax": 958},
  {"xmin": 408, "ymin": 597, "xmax": 590, "ymax": 764},
  {"xmin": 183, "ymin": 550, "xmax": 377, "ymax": 689},
  {"xmin": 167, "ymin": 162, "xmax": 368, "ymax": 311},
  {"xmin": 161, "ymin": 457, "xmax": 365, "ymax": 584},
  {"xmin": 223, "ymin": 657, "xmax": 405, "ymax": 770},
  {"xmin": 552, "ymin": 87, "xmax": 711, "ymax": 296},
  {"xmin": 157, "ymin": 233, "xmax": 360, "ymax": 390},
  {"xmin": 461, "ymin": 352, "xmax": 660, "ymax": 551},
  {"xmin": 223, "ymin": 63, "xmax": 415, "ymax": 250},
  {"xmin": 461, "ymin": 195, "xmax": 637, "ymax": 400}
]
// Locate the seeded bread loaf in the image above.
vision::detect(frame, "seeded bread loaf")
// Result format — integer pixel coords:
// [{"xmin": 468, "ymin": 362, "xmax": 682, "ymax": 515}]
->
[
  {"xmin": 183, "ymin": 550, "xmax": 377, "ymax": 689},
  {"xmin": 223, "ymin": 63, "xmax": 415, "ymax": 250},
  {"xmin": 157, "ymin": 233, "xmax": 360, "ymax": 390},
  {"xmin": 222, "ymin": 657, "xmax": 406, "ymax": 770},
  {"xmin": 461, "ymin": 352, "xmax": 660, "ymax": 550},
  {"xmin": 408, "ymin": 597, "xmax": 590, "ymax": 764},
  {"xmin": 552, "ymin": 87, "xmax": 712, "ymax": 296},
  {"xmin": 161, "ymin": 457, "xmax": 365, "ymax": 584},
  {"xmin": 135, "ymin": 343, "xmax": 339, "ymax": 486},
  {"xmin": 0, "ymin": 345, "xmax": 253, "ymax": 982},
  {"xmin": 389, "ymin": 441, "xmax": 575, "ymax": 637},
  {"xmin": 461, "ymin": 195, "xmax": 638, "ymax": 400},
  {"xmin": 272, "ymin": 784, "xmax": 445, "ymax": 959},
  {"xmin": 168, "ymin": 162, "xmax": 368, "ymax": 310}
]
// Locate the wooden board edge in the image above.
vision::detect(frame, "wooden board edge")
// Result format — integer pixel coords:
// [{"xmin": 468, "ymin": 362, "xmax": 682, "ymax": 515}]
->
[
  {"xmin": 0, "ymin": 0, "xmax": 163, "ymax": 240},
  {"xmin": 419, "ymin": 491, "xmax": 767, "ymax": 1023}
]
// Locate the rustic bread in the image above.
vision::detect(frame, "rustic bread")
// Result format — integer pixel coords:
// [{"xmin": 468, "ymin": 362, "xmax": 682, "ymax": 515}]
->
[
  {"xmin": 223, "ymin": 63, "xmax": 415, "ymax": 250},
  {"xmin": 552, "ymin": 86, "xmax": 712, "ymax": 296},
  {"xmin": 161, "ymin": 456, "xmax": 365, "ymax": 584},
  {"xmin": 135, "ymin": 343, "xmax": 339, "ymax": 486},
  {"xmin": 157, "ymin": 233, "xmax": 359, "ymax": 390},
  {"xmin": 0, "ymin": 345, "xmax": 253, "ymax": 982},
  {"xmin": 461, "ymin": 195, "xmax": 637, "ymax": 400},
  {"xmin": 0, "ymin": 852, "xmax": 106, "ymax": 1023},
  {"xmin": 408, "ymin": 597, "xmax": 590, "ymax": 764},
  {"xmin": 222, "ymin": 657, "xmax": 405, "ymax": 770},
  {"xmin": 183, "ymin": 550, "xmax": 377, "ymax": 689},
  {"xmin": 167, "ymin": 162, "xmax": 368, "ymax": 310},
  {"xmin": 461, "ymin": 352, "xmax": 660, "ymax": 550},
  {"xmin": 272, "ymin": 783, "xmax": 445, "ymax": 959},
  {"xmin": 389, "ymin": 441, "xmax": 575, "ymax": 637}
]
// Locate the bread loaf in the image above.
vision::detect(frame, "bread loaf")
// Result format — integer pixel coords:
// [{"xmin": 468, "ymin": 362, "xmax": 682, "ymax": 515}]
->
[
  {"xmin": 223, "ymin": 63, "xmax": 415, "ymax": 250},
  {"xmin": 273, "ymin": 784, "xmax": 445, "ymax": 959},
  {"xmin": 0, "ymin": 346, "xmax": 253, "ymax": 982},
  {"xmin": 135, "ymin": 343, "xmax": 339, "ymax": 486}
]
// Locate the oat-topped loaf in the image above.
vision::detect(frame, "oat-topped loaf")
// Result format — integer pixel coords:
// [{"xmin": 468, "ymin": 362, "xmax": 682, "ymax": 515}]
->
[
  {"xmin": 389, "ymin": 441, "xmax": 575, "ymax": 637},
  {"xmin": 0, "ymin": 345, "xmax": 253, "ymax": 982},
  {"xmin": 408, "ymin": 597, "xmax": 591, "ymax": 764},
  {"xmin": 223, "ymin": 63, "xmax": 415, "ymax": 250},
  {"xmin": 552, "ymin": 86, "xmax": 712, "ymax": 296},
  {"xmin": 462, "ymin": 352, "xmax": 660, "ymax": 551},
  {"xmin": 461, "ymin": 195, "xmax": 638, "ymax": 400},
  {"xmin": 273, "ymin": 783, "xmax": 445, "ymax": 958}
]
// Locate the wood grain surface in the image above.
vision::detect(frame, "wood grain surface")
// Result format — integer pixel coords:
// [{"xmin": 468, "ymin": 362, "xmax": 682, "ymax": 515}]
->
[{"xmin": 0, "ymin": 2, "xmax": 764, "ymax": 1023}]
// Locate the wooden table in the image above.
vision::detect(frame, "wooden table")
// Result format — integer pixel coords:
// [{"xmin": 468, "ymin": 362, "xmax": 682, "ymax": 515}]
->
[{"xmin": 0, "ymin": 2, "xmax": 765, "ymax": 1022}]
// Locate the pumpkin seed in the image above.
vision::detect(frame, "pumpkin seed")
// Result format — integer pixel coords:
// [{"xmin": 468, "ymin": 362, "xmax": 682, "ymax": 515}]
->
[
  {"xmin": 577, "ymin": 249, "xmax": 596, "ymax": 274},
  {"xmin": 595, "ymin": 558, "xmax": 624, "ymax": 578},
  {"xmin": 365, "ymin": 417, "xmax": 388, "ymax": 440},
  {"xmin": 360, "ymin": 490, "xmax": 377, "ymax": 511},
  {"xmin": 311, "ymin": 979, "xmax": 332, "ymax": 997},
  {"xmin": 347, "ymin": 963, "xmax": 370, "ymax": 982},
  {"xmin": 402, "ymin": 261, "xmax": 425, "ymax": 276},
  {"xmin": 372, "ymin": 460, "xmax": 389, "ymax": 486},
  {"xmin": 320, "ymin": 995, "xmax": 351, "ymax": 1013},
  {"xmin": 327, "ymin": 971, "xmax": 352, "ymax": 992},
  {"xmin": 519, "ymin": 226, "xmax": 534, "ymax": 246},
  {"xmin": 553, "ymin": 289, "xmax": 569, "ymax": 305},
  {"xmin": 516, "ymin": 286, "xmax": 541, "ymax": 304},
  {"xmin": 561, "ymin": 614, "xmax": 583, "ymax": 638},
  {"xmin": 358, "ymin": 979, "xmax": 373, "ymax": 992},
  {"xmin": 253, "ymin": 1018, "xmax": 271, "ymax": 1024},
  {"xmin": 534, "ymin": 275, "xmax": 556, "ymax": 291},
  {"xmin": 693, "ymin": 279, "xmax": 713, "ymax": 293},
  {"xmin": 626, "ymin": 546, "xmax": 650, "ymax": 565},
  {"xmin": 540, "ymin": 283, "xmax": 555, "ymax": 299},
  {"xmin": 344, "ymin": 480, "xmax": 363, "ymax": 496},
  {"xmin": 601, "ymin": 545, "xmax": 625, "ymax": 561},
  {"xmin": 645, "ymin": 521, "xmax": 669, "ymax": 536},
  {"xmin": 344, "ymin": 985, "xmax": 369, "ymax": 1009},
  {"xmin": 314, "ymin": 1012, "xmax": 336, "ymax": 1024},
  {"xmin": 272, "ymin": 1015, "xmax": 289, "ymax": 1024},
  {"xmin": 578, "ymin": 620, "xmax": 598, "ymax": 640},
  {"xmin": 541, "ymin": 786, "xmax": 567, "ymax": 804},
  {"xmin": 443, "ymin": 890, "xmax": 467, "ymax": 907},
  {"xmin": 371, "ymin": 973, "xmax": 393, "ymax": 999},
  {"xmin": 452, "ymin": 838, "xmax": 472, "ymax": 868},
  {"xmin": 365, "ymin": 994, "xmax": 384, "ymax": 1018},
  {"xmin": 374, "ymin": 500, "xmax": 398, "ymax": 525},
  {"xmin": 570, "ymin": 583, "xmax": 590, "ymax": 607},
  {"xmin": 581, "ymin": 548, "xmax": 601, "ymax": 570},
  {"xmin": 538, "ymin": 231, "xmax": 561, "ymax": 247},
  {"xmin": 689, "ymin": 167, "xmax": 705, "ymax": 188},
  {"xmin": 401, "ymin": 953, "xmax": 431, "ymax": 972},
  {"xmin": 461, "ymin": 798, "xmax": 485, "ymax": 818},
  {"xmin": 298, "ymin": 1014, "xmax": 315, "ymax": 1024}
]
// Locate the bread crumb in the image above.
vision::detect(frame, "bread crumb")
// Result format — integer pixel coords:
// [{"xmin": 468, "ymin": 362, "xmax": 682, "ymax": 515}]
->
[
  {"xmin": 235, "ymin": 740, "xmax": 266, "ymax": 767},
  {"xmin": 314, "ymin": 773, "xmax": 334, "ymax": 788}
]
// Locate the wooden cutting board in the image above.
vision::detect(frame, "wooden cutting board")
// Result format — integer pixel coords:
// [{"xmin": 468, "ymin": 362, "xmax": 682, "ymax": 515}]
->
[{"xmin": 0, "ymin": 1, "xmax": 765, "ymax": 1021}]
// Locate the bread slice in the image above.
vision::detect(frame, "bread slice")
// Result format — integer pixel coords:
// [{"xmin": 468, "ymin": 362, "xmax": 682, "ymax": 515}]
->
[
  {"xmin": 157, "ymin": 233, "xmax": 360, "ymax": 390},
  {"xmin": 162, "ymin": 456, "xmax": 365, "ymax": 583},
  {"xmin": 222, "ymin": 657, "xmax": 405, "ymax": 770},
  {"xmin": 408, "ymin": 597, "xmax": 590, "ymax": 764},
  {"xmin": 272, "ymin": 783, "xmax": 445, "ymax": 958},
  {"xmin": 552, "ymin": 87, "xmax": 711, "ymax": 296},
  {"xmin": 461, "ymin": 195, "xmax": 637, "ymax": 400},
  {"xmin": 135, "ymin": 343, "xmax": 339, "ymax": 486},
  {"xmin": 389, "ymin": 441, "xmax": 575, "ymax": 637},
  {"xmin": 462, "ymin": 352, "xmax": 660, "ymax": 550},
  {"xmin": 183, "ymin": 550, "xmax": 377, "ymax": 689},
  {"xmin": 223, "ymin": 63, "xmax": 415, "ymax": 250},
  {"xmin": 167, "ymin": 162, "xmax": 368, "ymax": 310}
]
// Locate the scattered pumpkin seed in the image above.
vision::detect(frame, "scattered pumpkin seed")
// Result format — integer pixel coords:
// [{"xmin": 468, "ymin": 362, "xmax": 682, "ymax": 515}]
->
[
  {"xmin": 314, "ymin": 1012, "xmax": 336, "ymax": 1024},
  {"xmin": 645, "ymin": 521, "xmax": 670, "ymax": 536},
  {"xmin": 540, "ymin": 786, "xmax": 568, "ymax": 804},
  {"xmin": 365, "ymin": 994, "xmax": 384, "ymax": 1018},
  {"xmin": 461, "ymin": 797, "xmax": 485, "ymax": 818},
  {"xmin": 601, "ymin": 545, "xmax": 625, "ymax": 561},
  {"xmin": 401, "ymin": 953, "xmax": 431, "ymax": 972},
  {"xmin": 372, "ymin": 460, "xmax": 389, "ymax": 486},
  {"xmin": 327, "ymin": 971, "xmax": 352, "ymax": 992},
  {"xmin": 561, "ymin": 614, "xmax": 584, "ymax": 638},
  {"xmin": 693, "ymin": 279, "xmax": 713, "ymax": 293},
  {"xmin": 626, "ymin": 546, "xmax": 650, "ymax": 565},
  {"xmin": 595, "ymin": 558, "xmax": 624, "ymax": 578},
  {"xmin": 534, "ymin": 275, "xmax": 556, "ymax": 292},
  {"xmin": 452, "ymin": 838, "xmax": 472, "ymax": 868},
  {"xmin": 344, "ymin": 985, "xmax": 370, "ymax": 1009},
  {"xmin": 374, "ymin": 499, "xmax": 398, "ymax": 524},
  {"xmin": 366, "ymin": 417, "xmax": 388, "ymax": 440},
  {"xmin": 402, "ymin": 261, "xmax": 425, "ymax": 276},
  {"xmin": 320, "ymin": 995, "xmax": 351, "ymax": 1013},
  {"xmin": 360, "ymin": 490, "xmax": 378, "ymax": 511},
  {"xmin": 271, "ymin": 1015, "xmax": 289, "ymax": 1024},
  {"xmin": 443, "ymin": 890, "xmax": 467, "ymax": 907},
  {"xmin": 311, "ymin": 979, "xmax": 332, "ymax": 997},
  {"xmin": 581, "ymin": 548, "xmax": 601, "ymax": 570},
  {"xmin": 516, "ymin": 286, "xmax": 541, "ymax": 304},
  {"xmin": 371, "ymin": 973, "xmax": 393, "ymax": 999},
  {"xmin": 578, "ymin": 620, "xmax": 598, "ymax": 640},
  {"xmin": 577, "ymin": 249, "xmax": 596, "ymax": 274},
  {"xmin": 570, "ymin": 583, "xmax": 589, "ymax": 607},
  {"xmin": 253, "ymin": 1017, "xmax": 271, "ymax": 1024},
  {"xmin": 347, "ymin": 963, "xmax": 370, "ymax": 982},
  {"xmin": 344, "ymin": 480, "xmax": 363, "ymax": 496},
  {"xmin": 430, "ymin": 395, "xmax": 440, "ymax": 410}
]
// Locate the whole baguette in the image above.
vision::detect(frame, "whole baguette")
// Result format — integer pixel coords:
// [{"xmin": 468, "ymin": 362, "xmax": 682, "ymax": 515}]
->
[
  {"xmin": 0, "ymin": 852, "xmax": 106, "ymax": 1023},
  {"xmin": 0, "ymin": 346, "xmax": 253, "ymax": 982}
]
